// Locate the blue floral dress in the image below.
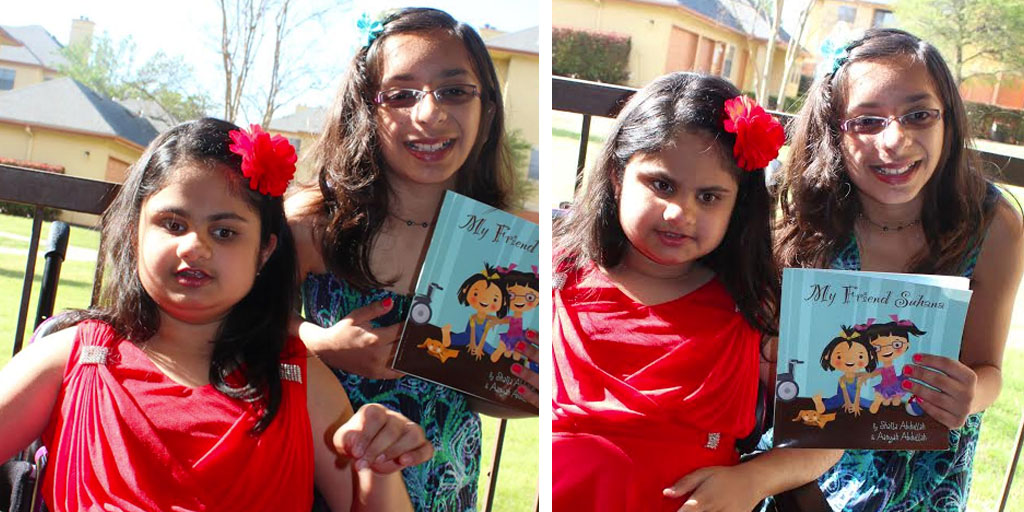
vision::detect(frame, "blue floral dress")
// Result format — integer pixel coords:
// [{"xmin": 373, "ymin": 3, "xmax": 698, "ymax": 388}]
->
[
  {"xmin": 758, "ymin": 228, "xmax": 986, "ymax": 512},
  {"xmin": 302, "ymin": 273, "xmax": 481, "ymax": 512}
]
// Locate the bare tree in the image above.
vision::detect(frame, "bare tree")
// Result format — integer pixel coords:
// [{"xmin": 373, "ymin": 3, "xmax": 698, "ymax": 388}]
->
[
  {"xmin": 776, "ymin": 0, "xmax": 812, "ymax": 111},
  {"xmin": 756, "ymin": 0, "xmax": 784, "ymax": 105},
  {"xmin": 217, "ymin": 0, "xmax": 343, "ymax": 125}
]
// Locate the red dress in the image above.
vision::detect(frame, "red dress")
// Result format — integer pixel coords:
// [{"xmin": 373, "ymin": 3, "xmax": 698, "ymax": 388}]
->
[
  {"xmin": 41, "ymin": 320, "xmax": 314, "ymax": 512},
  {"xmin": 552, "ymin": 264, "xmax": 760, "ymax": 511}
]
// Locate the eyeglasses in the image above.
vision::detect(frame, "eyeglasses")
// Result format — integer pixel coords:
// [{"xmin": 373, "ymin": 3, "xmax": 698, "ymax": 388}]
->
[
  {"xmin": 840, "ymin": 109, "xmax": 942, "ymax": 135},
  {"xmin": 873, "ymin": 340, "xmax": 906, "ymax": 351},
  {"xmin": 509, "ymin": 292, "xmax": 537, "ymax": 303},
  {"xmin": 374, "ymin": 84, "xmax": 480, "ymax": 109}
]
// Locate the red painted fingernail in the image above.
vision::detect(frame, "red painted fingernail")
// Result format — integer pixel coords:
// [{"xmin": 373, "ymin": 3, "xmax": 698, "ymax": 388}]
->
[
  {"xmin": 515, "ymin": 341, "xmax": 526, "ymax": 352},
  {"xmin": 904, "ymin": 367, "xmax": 913, "ymax": 375},
  {"xmin": 382, "ymin": 297, "xmax": 393, "ymax": 309},
  {"xmin": 517, "ymin": 385, "xmax": 527, "ymax": 395},
  {"xmin": 511, "ymin": 364, "xmax": 522, "ymax": 375},
  {"xmin": 913, "ymin": 354, "xmax": 922, "ymax": 362},
  {"xmin": 902, "ymin": 380, "xmax": 912, "ymax": 389}
]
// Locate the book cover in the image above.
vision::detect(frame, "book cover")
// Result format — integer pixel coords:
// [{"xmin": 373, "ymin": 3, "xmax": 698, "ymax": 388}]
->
[
  {"xmin": 392, "ymin": 191, "xmax": 539, "ymax": 415},
  {"xmin": 773, "ymin": 268, "xmax": 972, "ymax": 450}
]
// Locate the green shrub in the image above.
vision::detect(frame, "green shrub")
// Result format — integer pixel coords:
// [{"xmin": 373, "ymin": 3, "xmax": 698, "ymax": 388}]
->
[
  {"xmin": 0, "ymin": 201, "xmax": 60, "ymax": 221},
  {"xmin": 553, "ymin": 27, "xmax": 630, "ymax": 85}
]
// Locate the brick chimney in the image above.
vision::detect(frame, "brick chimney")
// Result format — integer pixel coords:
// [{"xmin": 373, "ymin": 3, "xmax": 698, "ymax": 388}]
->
[{"xmin": 69, "ymin": 17, "xmax": 95, "ymax": 48}]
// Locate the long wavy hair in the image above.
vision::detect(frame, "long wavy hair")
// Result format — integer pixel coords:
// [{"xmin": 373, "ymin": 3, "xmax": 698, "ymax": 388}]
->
[
  {"xmin": 58, "ymin": 118, "xmax": 296, "ymax": 433},
  {"xmin": 553, "ymin": 72, "xmax": 780, "ymax": 336},
  {"xmin": 305, "ymin": 7, "xmax": 513, "ymax": 290},
  {"xmin": 775, "ymin": 29, "xmax": 995, "ymax": 273}
]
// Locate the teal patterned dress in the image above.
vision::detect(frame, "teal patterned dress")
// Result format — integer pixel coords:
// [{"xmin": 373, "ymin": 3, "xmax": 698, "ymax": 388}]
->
[
  {"xmin": 302, "ymin": 272, "xmax": 481, "ymax": 512},
  {"xmin": 758, "ymin": 203, "xmax": 992, "ymax": 512}
]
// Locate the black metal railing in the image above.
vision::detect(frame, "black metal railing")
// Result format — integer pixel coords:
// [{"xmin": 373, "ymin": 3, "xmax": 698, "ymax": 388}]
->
[{"xmin": 554, "ymin": 74, "xmax": 1024, "ymax": 512}]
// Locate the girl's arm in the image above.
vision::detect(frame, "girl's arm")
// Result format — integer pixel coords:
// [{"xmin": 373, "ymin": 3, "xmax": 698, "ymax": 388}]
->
[
  {"xmin": 307, "ymin": 356, "xmax": 431, "ymax": 512},
  {"xmin": 286, "ymin": 191, "xmax": 402, "ymax": 380},
  {"xmin": 665, "ymin": 340, "xmax": 843, "ymax": 510},
  {"xmin": 0, "ymin": 326, "xmax": 76, "ymax": 462},
  {"xmin": 907, "ymin": 198, "xmax": 1024, "ymax": 428}
]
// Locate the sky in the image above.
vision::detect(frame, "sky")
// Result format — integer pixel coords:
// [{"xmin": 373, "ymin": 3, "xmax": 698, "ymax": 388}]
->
[{"xmin": 6, "ymin": 0, "xmax": 540, "ymax": 124}]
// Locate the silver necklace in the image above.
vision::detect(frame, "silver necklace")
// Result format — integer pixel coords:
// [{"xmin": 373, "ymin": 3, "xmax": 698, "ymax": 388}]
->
[{"xmin": 388, "ymin": 211, "xmax": 431, "ymax": 228}]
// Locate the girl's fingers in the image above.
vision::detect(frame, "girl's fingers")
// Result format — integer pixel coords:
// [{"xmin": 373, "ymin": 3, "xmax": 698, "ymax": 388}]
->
[
  {"xmin": 359, "ymin": 414, "xmax": 405, "ymax": 468},
  {"xmin": 511, "ymin": 364, "xmax": 538, "ymax": 388},
  {"xmin": 914, "ymin": 396, "xmax": 964, "ymax": 429},
  {"xmin": 907, "ymin": 366, "xmax": 963, "ymax": 399},
  {"xmin": 516, "ymin": 383, "xmax": 539, "ymax": 407},
  {"xmin": 334, "ymin": 404, "xmax": 387, "ymax": 459},
  {"xmin": 345, "ymin": 298, "xmax": 395, "ymax": 326},
  {"xmin": 911, "ymin": 354, "xmax": 976, "ymax": 385},
  {"xmin": 377, "ymin": 423, "xmax": 428, "ymax": 463},
  {"xmin": 903, "ymin": 380, "xmax": 958, "ymax": 413},
  {"xmin": 513, "ymin": 340, "xmax": 539, "ymax": 361}
]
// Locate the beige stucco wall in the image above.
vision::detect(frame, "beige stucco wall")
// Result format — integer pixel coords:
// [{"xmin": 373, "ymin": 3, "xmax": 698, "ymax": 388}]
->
[
  {"xmin": 0, "ymin": 61, "xmax": 47, "ymax": 90},
  {"xmin": 491, "ymin": 50, "xmax": 540, "ymax": 148},
  {"xmin": 803, "ymin": 0, "xmax": 891, "ymax": 61},
  {"xmin": 0, "ymin": 122, "xmax": 143, "ymax": 226},
  {"xmin": 553, "ymin": 0, "xmax": 797, "ymax": 96}
]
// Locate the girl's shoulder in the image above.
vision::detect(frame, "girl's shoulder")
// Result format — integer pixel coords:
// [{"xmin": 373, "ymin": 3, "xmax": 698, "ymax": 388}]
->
[
  {"xmin": 284, "ymin": 186, "xmax": 328, "ymax": 276},
  {"xmin": 974, "ymin": 189, "xmax": 1024, "ymax": 275}
]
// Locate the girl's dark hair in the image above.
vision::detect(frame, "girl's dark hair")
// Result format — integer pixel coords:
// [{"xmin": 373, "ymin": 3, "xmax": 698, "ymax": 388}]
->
[
  {"xmin": 59, "ymin": 118, "xmax": 296, "ymax": 433},
  {"xmin": 776, "ymin": 28, "xmax": 995, "ymax": 274},
  {"xmin": 819, "ymin": 327, "xmax": 878, "ymax": 372},
  {"xmin": 553, "ymin": 72, "xmax": 780, "ymax": 336},
  {"xmin": 501, "ymin": 268, "xmax": 539, "ymax": 292},
  {"xmin": 862, "ymin": 319, "xmax": 927, "ymax": 341},
  {"xmin": 457, "ymin": 264, "xmax": 509, "ymax": 318},
  {"xmin": 306, "ymin": 7, "xmax": 513, "ymax": 290}
]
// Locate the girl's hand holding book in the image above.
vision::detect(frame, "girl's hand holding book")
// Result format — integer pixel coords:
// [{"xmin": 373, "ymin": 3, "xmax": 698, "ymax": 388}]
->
[
  {"xmin": 334, "ymin": 403, "xmax": 433, "ymax": 474},
  {"xmin": 901, "ymin": 353, "xmax": 977, "ymax": 429},
  {"xmin": 511, "ymin": 338, "xmax": 539, "ymax": 407},
  {"xmin": 303, "ymin": 299, "xmax": 403, "ymax": 379}
]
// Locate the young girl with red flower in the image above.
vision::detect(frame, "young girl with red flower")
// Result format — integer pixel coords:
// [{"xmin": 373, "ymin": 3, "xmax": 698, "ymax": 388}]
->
[
  {"xmin": 284, "ymin": 8, "xmax": 536, "ymax": 512},
  {"xmin": 759, "ymin": 28, "xmax": 1024, "ymax": 512},
  {"xmin": 0, "ymin": 118, "xmax": 433, "ymax": 511},
  {"xmin": 551, "ymin": 72, "xmax": 788, "ymax": 511}
]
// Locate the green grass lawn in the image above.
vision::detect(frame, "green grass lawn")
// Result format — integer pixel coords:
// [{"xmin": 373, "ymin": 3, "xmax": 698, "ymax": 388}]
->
[{"xmin": 0, "ymin": 212, "xmax": 538, "ymax": 511}]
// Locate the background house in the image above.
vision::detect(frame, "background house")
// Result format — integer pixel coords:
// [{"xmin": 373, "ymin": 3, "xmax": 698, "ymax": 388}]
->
[
  {"xmin": 553, "ymin": 0, "xmax": 803, "ymax": 98},
  {"xmin": 0, "ymin": 19, "xmax": 157, "ymax": 226}
]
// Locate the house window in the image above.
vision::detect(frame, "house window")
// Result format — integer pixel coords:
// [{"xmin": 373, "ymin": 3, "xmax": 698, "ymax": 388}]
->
[
  {"xmin": 0, "ymin": 68, "xmax": 14, "ymax": 90},
  {"xmin": 288, "ymin": 137, "xmax": 302, "ymax": 154},
  {"xmin": 837, "ymin": 6, "xmax": 856, "ymax": 23},
  {"xmin": 872, "ymin": 9, "xmax": 895, "ymax": 28},
  {"xmin": 722, "ymin": 45, "xmax": 736, "ymax": 79}
]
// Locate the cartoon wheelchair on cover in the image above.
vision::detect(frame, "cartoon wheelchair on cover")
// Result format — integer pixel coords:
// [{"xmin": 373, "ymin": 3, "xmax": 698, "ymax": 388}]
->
[{"xmin": 409, "ymin": 283, "xmax": 444, "ymax": 325}]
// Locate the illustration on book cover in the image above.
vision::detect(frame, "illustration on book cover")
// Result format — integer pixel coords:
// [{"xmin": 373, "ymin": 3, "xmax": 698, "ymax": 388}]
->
[
  {"xmin": 774, "ymin": 268, "xmax": 972, "ymax": 450},
  {"xmin": 393, "ymin": 191, "xmax": 539, "ymax": 414}
]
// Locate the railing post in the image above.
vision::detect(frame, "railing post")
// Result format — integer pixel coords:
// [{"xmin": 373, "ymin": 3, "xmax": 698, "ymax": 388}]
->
[
  {"xmin": 999, "ymin": 409, "xmax": 1024, "ymax": 511},
  {"xmin": 12, "ymin": 207, "xmax": 43, "ymax": 356},
  {"xmin": 575, "ymin": 114, "xmax": 592, "ymax": 191},
  {"xmin": 482, "ymin": 419, "xmax": 508, "ymax": 512}
]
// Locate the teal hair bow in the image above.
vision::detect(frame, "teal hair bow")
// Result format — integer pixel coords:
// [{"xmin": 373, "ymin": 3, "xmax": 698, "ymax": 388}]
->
[
  {"xmin": 816, "ymin": 38, "xmax": 851, "ymax": 78},
  {"xmin": 357, "ymin": 13, "xmax": 384, "ymax": 48}
]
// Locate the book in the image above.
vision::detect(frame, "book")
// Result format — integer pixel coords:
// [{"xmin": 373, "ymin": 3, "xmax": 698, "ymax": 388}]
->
[
  {"xmin": 391, "ymin": 191, "xmax": 539, "ymax": 415},
  {"xmin": 773, "ymin": 268, "xmax": 972, "ymax": 450}
]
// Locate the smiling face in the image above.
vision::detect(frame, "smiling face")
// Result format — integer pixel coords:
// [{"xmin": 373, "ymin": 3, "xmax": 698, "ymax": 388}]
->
[
  {"xmin": 616, "ymin": 131, "xmax": 738, "ymax": 275},
  {"xmin": 137, "ymin": 166, "xmax": 275, "ymax": 326},
  {"xmin": 465, "ymin": 279, "xmax": 503, "ymax": 315},
  {"xmin": 374, "ymin": 30, "xmax": 483, "ymax": 190},
  {"xmin": 506, "ymin": 283, "xmax": 538, "ymax": 315},
  {"xmin": 871, "ymin": 334, "xmax": 910, "ymax": 364},
  {"xmin": 840, "ymin": 57, "xmax": 945, "ymax": 209},
  {"xmin": 829, "ymin": 341, "xmax": 871, "ymax": 375}
]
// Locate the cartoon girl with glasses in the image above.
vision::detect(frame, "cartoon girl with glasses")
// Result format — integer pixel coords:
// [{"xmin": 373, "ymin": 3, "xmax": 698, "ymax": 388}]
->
[
  {"xmin": 856, "ymin": 315, "xmax": 927, "ymax": 414},
  {"xmin": 491, "ymin": 266, "xmax": 539, "ymax": 364}
]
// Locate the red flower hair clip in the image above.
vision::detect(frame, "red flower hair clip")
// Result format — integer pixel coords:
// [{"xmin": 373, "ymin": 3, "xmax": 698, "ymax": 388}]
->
[
  {"xmin": 722, "ymin": 96, "xmax": 785, "ymax": 171},
  {"xmin": 227, "ymin": 124, "xmax": 297, "ymax": 197}
]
